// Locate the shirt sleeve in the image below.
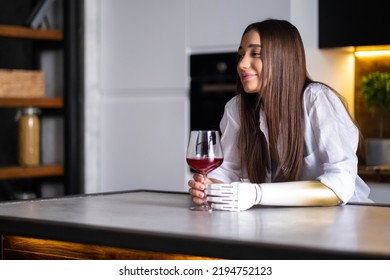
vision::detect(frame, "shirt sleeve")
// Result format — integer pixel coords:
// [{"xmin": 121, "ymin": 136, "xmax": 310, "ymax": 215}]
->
[
  {"xmin": 208, "ymin": 97, "xmax": 242, "ymax": 183},
  {"xmin": 305, "ymin": 84, "xmax": 359, "ymax": 203}
]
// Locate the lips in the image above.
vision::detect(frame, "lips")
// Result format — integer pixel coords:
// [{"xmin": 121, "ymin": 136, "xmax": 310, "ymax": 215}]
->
[{"xmin": 241, "ymin": 72, "xmax": 257, "ymax": 81}]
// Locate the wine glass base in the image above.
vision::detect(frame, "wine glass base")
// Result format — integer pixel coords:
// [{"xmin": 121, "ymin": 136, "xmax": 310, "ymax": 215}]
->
[{"xmin": 190, "ymin": 204, "xmax": 213, "ymax": 212}]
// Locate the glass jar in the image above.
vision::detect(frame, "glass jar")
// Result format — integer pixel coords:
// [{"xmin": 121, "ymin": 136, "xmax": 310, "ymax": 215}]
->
[{"xmin": 18, "ymin": 107, "xmax": 40, "ymax": 166}]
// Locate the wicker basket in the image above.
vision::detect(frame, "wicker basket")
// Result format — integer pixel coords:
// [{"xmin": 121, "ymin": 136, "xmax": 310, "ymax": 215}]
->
[{"xmin": 0, "ymin": 69, "xmax": 45, "ymax": 98}]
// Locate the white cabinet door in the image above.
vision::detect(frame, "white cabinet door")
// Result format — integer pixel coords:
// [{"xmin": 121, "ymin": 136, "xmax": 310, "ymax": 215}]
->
[
  {"xmin": 101, "ymin": 91, "xmax": 189, "ymax": 192},
  {"xmin": 100, "ymin": 0, "xmax": 187, "ymax": 90},
  {"xmin": 188, "ymin": 0, "xmax": 291, "ymax": 52},
  {"xmin": 98, "ymin": 0, "xmax": 189, "ymax": 193}
]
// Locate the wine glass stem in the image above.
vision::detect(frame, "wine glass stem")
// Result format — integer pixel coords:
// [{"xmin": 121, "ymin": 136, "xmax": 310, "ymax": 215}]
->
[{"xmin": 202, "ymin": 173, "xmax": 210, "ymax": 209}]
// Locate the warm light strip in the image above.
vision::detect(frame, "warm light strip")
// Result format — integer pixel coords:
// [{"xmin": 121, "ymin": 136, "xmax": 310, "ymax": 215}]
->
[{"xmin": 355, "ymin": 50, "xmax": 390, "ymax": 57}]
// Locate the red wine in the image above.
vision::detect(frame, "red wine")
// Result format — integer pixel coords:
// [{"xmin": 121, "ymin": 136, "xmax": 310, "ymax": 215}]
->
[{"xmin": 186, "ymin": 157, "xmax": 223, "ymax": 175}]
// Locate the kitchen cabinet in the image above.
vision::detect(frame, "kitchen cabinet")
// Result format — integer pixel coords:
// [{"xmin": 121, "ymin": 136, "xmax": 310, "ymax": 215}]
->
[
  {"xmin": 318, "ymin": 0, "xmax": 390, "ymax": 48},
  {"xmin": 188, "ymin": 0, "xmax": 290, "ymax": 52},
  {"xmin": 0, "ymin": 0, "xmax": 83, "ymax": 200},
  {"xmin": 2, "ymin": 235, "xmax": 213, "ymax": 260},
  {"xmin": 98, "ymin": 0, "xmax": 188, "ymax": 193}
]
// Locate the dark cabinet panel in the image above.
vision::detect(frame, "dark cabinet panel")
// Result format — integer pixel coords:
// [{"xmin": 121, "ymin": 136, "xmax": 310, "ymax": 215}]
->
[{"xmin": 319, "ymin": 0, "xmax": 390, "ymax": 48}]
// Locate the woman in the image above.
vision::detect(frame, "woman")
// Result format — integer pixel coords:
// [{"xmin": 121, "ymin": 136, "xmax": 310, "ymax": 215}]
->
[{"xmin": 188, "ymin": 19, "xmax": 372, "ymax": 211}]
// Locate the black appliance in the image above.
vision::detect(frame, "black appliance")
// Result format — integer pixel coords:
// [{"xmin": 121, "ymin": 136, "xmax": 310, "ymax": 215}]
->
[{"xmin": 190, "ymin": 52, "xmax": 238, "ymax": 132}]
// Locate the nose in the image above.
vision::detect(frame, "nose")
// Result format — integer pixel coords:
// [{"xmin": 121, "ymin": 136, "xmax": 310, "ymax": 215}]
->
[{"xmin": 238, "ymin": 55, "xmax": 250, "ymax": 70}]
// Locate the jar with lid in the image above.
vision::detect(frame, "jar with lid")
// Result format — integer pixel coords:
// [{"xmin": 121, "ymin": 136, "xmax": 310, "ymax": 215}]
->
[{"xmin": 18, "ymin": 107, "xmax": 40, "ymax": 166}]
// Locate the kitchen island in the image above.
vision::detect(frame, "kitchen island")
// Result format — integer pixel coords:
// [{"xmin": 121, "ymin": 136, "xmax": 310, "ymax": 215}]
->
[{"xmin": 0, "ymin": 190, "xmax": 389, "ymax": 259}]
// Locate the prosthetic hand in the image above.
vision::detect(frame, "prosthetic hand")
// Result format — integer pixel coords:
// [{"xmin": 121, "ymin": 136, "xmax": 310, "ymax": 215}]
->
[{"xmin": 205, "ymin": 182, "xmax": 262, "ymax": 211}]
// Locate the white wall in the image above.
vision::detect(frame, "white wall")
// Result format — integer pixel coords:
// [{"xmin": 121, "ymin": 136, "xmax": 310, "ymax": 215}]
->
[
  {"xmin": 84, "ymin": 0, "xmax": 358, "ymax": 194},
  {"xmin": 84, "ymin": 0, "xmax": 101, "ymax": 193}
]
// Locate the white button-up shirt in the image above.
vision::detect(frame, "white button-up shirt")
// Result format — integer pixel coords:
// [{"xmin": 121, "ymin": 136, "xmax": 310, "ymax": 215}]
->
[{"xmin": 208, "ymin": 82, "xmax": 372, "ymax": 203}]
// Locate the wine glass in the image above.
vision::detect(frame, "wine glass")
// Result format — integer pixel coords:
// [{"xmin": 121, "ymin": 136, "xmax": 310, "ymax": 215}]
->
[{"xmin": 186, "ymin": 130, "xmax": 224, "ymax": 211}]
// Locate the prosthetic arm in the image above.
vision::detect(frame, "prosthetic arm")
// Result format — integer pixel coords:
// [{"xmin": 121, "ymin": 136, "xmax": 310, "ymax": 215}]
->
[{"xmin": 205, "ymin": 181, "xmax": 342, "ymax": 211}]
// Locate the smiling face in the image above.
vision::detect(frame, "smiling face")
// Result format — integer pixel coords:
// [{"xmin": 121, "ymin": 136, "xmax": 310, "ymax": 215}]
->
[{"xmin": 237, "ymin": 29, "xmax": 264, "ymax": 93}]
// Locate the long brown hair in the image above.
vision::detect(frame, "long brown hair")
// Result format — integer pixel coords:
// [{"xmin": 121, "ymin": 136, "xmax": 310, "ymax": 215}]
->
[{"xmin": 237, "ymin": 19, "xmax": 309, "ymax": 182}]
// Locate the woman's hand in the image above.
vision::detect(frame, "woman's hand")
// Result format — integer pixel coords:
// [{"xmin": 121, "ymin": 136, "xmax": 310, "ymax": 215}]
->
[{"xmin": 188, "ymin": 174, "xmax": 223, "ymax": 205}]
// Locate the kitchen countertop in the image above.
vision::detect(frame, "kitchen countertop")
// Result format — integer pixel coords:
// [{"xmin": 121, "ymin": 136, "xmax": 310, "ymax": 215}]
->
[{"xmin": 0, "ymin": 190, "xmax": 389, "ymax": 259}]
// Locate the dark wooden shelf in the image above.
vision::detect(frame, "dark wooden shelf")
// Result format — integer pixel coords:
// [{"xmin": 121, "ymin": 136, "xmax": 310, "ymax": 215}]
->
[
  {"xmin": 0, "ymin": 165, "xmax": 64, "ymax": 180},
  {"xmin": 0, "ymin": 97, "xmax": 63, "ymax": 108},
  {"xmin": 0, "ymin": 1, "xmax": 83, "ymax": 195},
  {"xmin": 358, "ymin": 165, "xmax": 390, "ymax": 183},
  {"xmin": 0, "ymin": 24, "xmax": 63, "ymax": 41}
]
